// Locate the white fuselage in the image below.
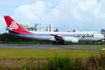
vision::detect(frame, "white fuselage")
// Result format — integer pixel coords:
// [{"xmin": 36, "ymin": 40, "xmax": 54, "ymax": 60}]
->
[{"xmin": 18, "ymin": 31, "xmax": 104, "ymax": 42}]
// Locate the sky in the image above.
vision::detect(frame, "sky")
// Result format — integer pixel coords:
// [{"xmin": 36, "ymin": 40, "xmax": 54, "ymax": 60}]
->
[{"xmin": 0, "ymin": 0, "xmax": 105, "ymax": 33}]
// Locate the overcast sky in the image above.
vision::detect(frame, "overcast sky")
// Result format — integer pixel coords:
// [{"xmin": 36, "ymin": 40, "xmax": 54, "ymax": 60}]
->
[{"xmin": 0, "ymin": 0, "xmax": 105, "ymax": 33}]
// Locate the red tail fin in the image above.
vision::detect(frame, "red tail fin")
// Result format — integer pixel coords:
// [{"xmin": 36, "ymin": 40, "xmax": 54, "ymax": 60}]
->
[
  {"xmin": 4, "ymin": 16, "xmax": 26, "ymax": 31},
  {"xmin": 4, "ymin": 16, "xmax": 32, "ymax": 34}
]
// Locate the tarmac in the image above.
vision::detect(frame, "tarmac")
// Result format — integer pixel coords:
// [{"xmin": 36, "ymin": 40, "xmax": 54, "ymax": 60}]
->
[{"xmin": 0, "ymin": 44, "xmax": 105, "ymax": 50}]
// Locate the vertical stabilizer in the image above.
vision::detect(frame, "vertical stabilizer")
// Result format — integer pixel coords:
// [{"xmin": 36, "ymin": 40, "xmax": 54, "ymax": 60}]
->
[{"xmin": 4, "ymin": 16, "xmax": 32, "ymax": 34}]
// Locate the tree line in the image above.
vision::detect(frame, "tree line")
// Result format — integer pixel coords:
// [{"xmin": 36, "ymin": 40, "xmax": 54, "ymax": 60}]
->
[{"xmin": 0, "ymin": 33, "xmax": 52, "ymax": 44}]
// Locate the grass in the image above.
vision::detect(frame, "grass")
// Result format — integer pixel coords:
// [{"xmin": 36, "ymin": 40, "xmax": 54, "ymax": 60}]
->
[
  {"xmin": 0, "ymin": 53, "xmax": 105, "ymax": 70},
  {"xmin": 0, "ymin": 48, "xmax": 105, "ymax": 69},
  {"xmin": 0, "ymin": 48, "xmax": 104, "ymax": 59},
  {"xmin": 21, "ymin": 52, "xmax": 105, "ymax": 70}
]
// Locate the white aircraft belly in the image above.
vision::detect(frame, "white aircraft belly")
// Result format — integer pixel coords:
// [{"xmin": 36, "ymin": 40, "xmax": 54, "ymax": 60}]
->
[{"xmin": 33, "ymin": 36, "xmax": 54, "ymax": 41}]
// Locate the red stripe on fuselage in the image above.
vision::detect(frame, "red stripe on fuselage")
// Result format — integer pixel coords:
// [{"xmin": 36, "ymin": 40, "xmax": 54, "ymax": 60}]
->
[{"xmin": 22, "ymin": 32, "xmax": 74, "ymax": 35}]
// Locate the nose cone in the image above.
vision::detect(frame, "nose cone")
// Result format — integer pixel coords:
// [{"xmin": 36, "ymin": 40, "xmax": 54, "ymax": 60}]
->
[{"xmin": 100, "ymin": 34, "xmax": 104, "ymax": 40}]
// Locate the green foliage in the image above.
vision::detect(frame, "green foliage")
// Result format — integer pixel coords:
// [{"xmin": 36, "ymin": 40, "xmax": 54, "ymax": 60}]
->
[
  {"xmin": 73, "ymin": 58, "xmax": 82, "ymax": 70},
  {"xmin": 21, "ymin": 59, "xmax": 35, "ymax": 70},
  {"xmin": 42, "ymin": 54, "xmax": 82, "ymax": 70},
  {"xmin": 0, "ymin": 66, "xmax": 5, "ymax": 70},
  {"xmin": 7, "ymin": 66, "xmax": 14, "ymax": 70},
  {"xmin": 21, "ymin": 62, "xmax": 30, "ymax": 70},
  {"xmin": 0, "ymin": 33, "xmax": 52, "ymax": 44},
  {"xmin": 37, "ymin": 59, "xmax": 41, "ymax": 69},
  {"xmin": 0, "ymin": 53, "xmax": 105, "ymax": 70},
  {"xmin": 85, "ymin": 52, "xmax": 105, "ymax": 70}
]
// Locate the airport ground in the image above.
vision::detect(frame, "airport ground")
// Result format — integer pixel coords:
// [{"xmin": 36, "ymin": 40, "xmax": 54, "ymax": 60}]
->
[
  {"xmin": 0, "ymin": 48, "xmax": 104, "ymax": 69},
  {"xmin": 0, "ymin": 44, "xmax": 105, "ymax": 69}
]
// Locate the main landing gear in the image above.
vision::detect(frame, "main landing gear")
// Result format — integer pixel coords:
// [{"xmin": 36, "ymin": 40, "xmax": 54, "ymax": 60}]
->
[{"xmin": 53, "ymin": 40, "xmax": 64, "ymax": 45}]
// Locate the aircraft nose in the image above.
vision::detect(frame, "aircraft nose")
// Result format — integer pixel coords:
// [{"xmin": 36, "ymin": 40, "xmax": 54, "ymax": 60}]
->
[{"xmin": 101, "ymin": 34, "xmax": 104, "ymax": 40}]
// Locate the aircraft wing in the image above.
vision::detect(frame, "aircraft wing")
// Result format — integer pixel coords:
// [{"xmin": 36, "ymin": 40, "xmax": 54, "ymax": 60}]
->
[
  {"xmin": 51, "ymin": 34, "xmax": 79, "ymax": 44},
  {"xmin": 51, "ymin": 34, "xmax": 64, "ymax": 41}
]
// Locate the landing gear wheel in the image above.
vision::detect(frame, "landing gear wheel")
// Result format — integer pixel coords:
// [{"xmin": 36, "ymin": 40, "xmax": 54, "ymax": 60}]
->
[
  {"xmin": 53, "ymin": 42, "xmax": 58, "ymax": 44},
  {"xmin": 60, "ymin": 41, "xmax": 64, "ymax": 45}
]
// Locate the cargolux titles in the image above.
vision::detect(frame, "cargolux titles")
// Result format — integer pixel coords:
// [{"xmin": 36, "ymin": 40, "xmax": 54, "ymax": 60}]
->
[{"xmin": 74, "ymin": 33, "xmax": 94, "ymax": 38}]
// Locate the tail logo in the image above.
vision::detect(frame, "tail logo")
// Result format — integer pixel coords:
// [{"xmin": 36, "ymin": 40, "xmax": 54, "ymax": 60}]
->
[{"xmin": 10, "ymin": 21, "xmax": 18, "ymax": 30}]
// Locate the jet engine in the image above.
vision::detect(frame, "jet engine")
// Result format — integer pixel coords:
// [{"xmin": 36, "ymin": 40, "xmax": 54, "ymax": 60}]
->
[
  {"xmin": 64, "ymin": 37, "xmax": 72, "ymax": 42},
  {"xmin": 71, "ymin": 38, "xmax": 78, "ymax": 43},
  {"xmin": 64, "ymin": 37, "xmax": 78, "ymax": 43}
]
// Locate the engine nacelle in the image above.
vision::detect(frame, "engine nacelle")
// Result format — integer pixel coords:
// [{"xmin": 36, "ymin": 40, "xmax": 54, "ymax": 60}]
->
[
  {"xmin": 64, "ymin": 37, "xmax": 78, "ymax": 43},
  {"xmin": 71, "ymin": 38, "xmax": 78, "ymax": 43},
  {"xmin": 64, "ymin": 37, "xmax": 72, "ymax": 42}
]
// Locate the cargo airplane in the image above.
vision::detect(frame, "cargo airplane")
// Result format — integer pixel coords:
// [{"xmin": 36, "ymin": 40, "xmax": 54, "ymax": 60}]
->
[{"xmin": 4, "ymin": 16, "xmax": 104, "ymax": 44}]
